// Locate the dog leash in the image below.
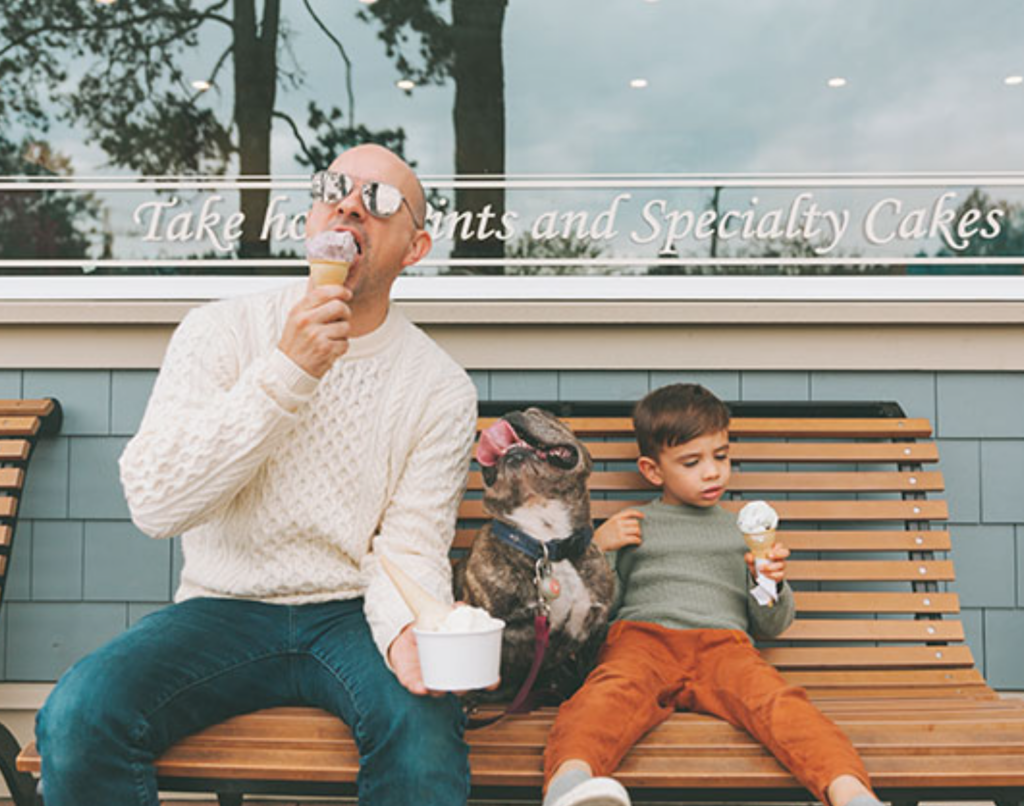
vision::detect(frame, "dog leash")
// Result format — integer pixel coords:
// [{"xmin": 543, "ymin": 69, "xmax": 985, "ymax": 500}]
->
[{"xmin": 466, "ymin": 550, "xmax": 557, "ymax": 730}]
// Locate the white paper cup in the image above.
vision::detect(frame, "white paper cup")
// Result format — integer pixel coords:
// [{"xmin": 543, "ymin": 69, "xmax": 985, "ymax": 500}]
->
[{"xmin": 413, "ymin": 621, "xmax": 505, "ymax": 691}]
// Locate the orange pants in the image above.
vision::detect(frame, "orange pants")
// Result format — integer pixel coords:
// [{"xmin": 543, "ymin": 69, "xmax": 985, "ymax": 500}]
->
[{"xmin": 544, "ymin": 622, "xmax": 870, "ymax": 804}]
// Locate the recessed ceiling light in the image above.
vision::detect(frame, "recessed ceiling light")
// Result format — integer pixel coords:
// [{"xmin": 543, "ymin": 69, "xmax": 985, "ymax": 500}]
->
[
  {"xmin": 630, "ymin": 78, "xmax": 649, "ymax": 89},
  {"xmin": 1005, "ymin": 75, "xmax": 1024, "ymax": 86},
  {"xmin": 191, "ymin": 80, "xmax": 212, "ymax": 92},
  {"xmin": 396, "ymin": 79, "xmax": 416, "ymax": 91},
  {"xmin": 827, "ymin": 77, "xmax": 847, "ymax": 88}
]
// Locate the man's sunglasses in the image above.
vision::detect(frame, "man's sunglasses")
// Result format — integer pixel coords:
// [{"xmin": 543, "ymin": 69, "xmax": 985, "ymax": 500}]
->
[{"xmin": 310, "ymin": 170, "xmax": 423, "ymax": 229}]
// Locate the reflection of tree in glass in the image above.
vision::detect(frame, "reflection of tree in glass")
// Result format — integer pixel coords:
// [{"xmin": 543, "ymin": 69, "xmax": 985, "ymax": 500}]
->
[
  {"xmin": 930, "ymin": 189, "xmax": 1024, "ymax": 275},
  {"xmin": 500, "ymin": 232, "xmax": 605, "ymax": 276},
  {"xmin": 360, "ymin": 0, "xmax": 507, "ymax": 273},
  {"xmin": 0, "ymin": 136, "xmax": 101, "ymax": 270},
  {"xmin": 0, "ymin": 0, "xmax": 404, "ymax": 262}
]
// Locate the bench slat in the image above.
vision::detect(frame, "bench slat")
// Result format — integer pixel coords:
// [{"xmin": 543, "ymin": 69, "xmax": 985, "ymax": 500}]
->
[
  {"xmin": 785, "ymin": 559, "xmax": 954, "ymax": 582},
  {"xmin": 777, "ymin": 618, "xmax": 964, "ymax": 642},
  {"xmin": 0, "ymin": 497, "xmax": 17, "ymax": 518},
  {"xmin": 0, "ymin": 440, "xmax": 30, "ymax": 461},
  {"xmin": 451, "ymin": 529, "xmax": 953, "ymax": 553},
  {"xmin": 792, "ymin": 591, "xmax": 959, "ymax": 613},
  {"xmin": 0, "ymin": 468, "xmax": 24, "ymax": 490},
  {"xmin": 729, "ymin": 442, "xmax": 940, "ymax": 463},
  {"xmin": 781, "ymin": 530, "xmax": 950, "ymax": 552},
  {"xmin": 477, "ymin": 417, "xmax": 933, "ymax": 439},
  {"xmin": 466, "ymin": 471, "xmax": 945, "ymax": 493},
  {"xmin": 584, "ymin": 442, "xmax": 941, "ymax": 463},
  {"xmin": 784, "ymin": 667, "xmax": 986, "ymax": 689},
  {"xmin": 0, "ymin": 525, "xmax": 10, "ymax": 547},
  {"xmin": 760, "ymin": 645, "xmax": 975, "ymax": 670},
  {"xmin": 0, "ymin": 417, "xmax": 40, "ymax": 438},
  {"xmin": 0, "ymin": 400, "xmax": 55, "ymax": 418},
  {"xmin": 457, "ymin": 498, "xmax": 951, "ymax": 522}
]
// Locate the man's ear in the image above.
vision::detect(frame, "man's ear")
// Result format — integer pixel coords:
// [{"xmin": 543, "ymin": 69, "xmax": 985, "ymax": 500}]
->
[
  {"xmin": 637, "ymin": 456, "xmax": 664, "ymax": 488},
  {"xmin": 401, "ymin": 228, "xmax": 432, "ymax": 269}
]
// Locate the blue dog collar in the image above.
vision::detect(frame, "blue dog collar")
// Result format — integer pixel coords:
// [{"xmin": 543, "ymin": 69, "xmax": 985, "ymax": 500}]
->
[{"xmin": 491, "ymin": 520, "xmax": 594, "ymax": 562}]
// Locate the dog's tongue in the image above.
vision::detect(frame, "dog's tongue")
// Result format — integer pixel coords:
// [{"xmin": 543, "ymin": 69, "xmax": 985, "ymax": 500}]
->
[{"xmin": 476, "ymin": 419, "xmax": 520, "ymax": 467}]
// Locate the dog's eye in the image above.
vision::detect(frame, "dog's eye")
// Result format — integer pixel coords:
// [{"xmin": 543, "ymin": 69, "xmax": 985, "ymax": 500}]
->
[{"xmin": 546, "ymin": 446, "xmax": 578, "ymax": 469}]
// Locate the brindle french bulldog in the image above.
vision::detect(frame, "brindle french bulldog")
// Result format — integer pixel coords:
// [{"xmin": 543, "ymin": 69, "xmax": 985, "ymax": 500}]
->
[{"xmin": 454, "ymin": 408, "xmax": 615, "ymax": 703}]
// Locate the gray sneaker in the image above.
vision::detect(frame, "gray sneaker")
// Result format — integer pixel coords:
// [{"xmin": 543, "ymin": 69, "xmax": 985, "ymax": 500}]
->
[{"xmin": 547, "ymin": 776, "xmax": 631, "ymax": 806}]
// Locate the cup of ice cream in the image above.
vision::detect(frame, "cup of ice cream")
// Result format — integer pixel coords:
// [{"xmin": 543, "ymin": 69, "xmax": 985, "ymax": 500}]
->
[
  {"xmin": 414, "ymin": 606, "xmax": 505, "ymax": 691},
  {"xmin": 379, "ymin": 554, "xmax": 505, "ymax": 691},
  {"xmin": 306, "ymin": 230, "xmax": 357, "ymax": 286}
]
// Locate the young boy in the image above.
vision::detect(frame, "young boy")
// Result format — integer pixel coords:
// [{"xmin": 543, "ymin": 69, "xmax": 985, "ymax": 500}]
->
[{"xmin": 541, "ymin": 384, "xmax": 884, "ymax": 806}]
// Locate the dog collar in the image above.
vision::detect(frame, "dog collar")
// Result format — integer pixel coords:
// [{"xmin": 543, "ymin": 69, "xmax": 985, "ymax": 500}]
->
[{"xmin": 491, "ymin": 520, "xmax": 594, "ymax": 562}]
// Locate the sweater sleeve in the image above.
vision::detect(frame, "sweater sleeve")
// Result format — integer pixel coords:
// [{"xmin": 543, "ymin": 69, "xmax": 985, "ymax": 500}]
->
[
  {"xmin": 747, "ymin": 580, "xmax": 796, "ymax": 640},
  {"xmin": 119, "ymin": 304, "xmax": 320, "ymax": 539},
  {"xmin": 361, "ymin": 374, "xmax": 478, "ymax": 663}
]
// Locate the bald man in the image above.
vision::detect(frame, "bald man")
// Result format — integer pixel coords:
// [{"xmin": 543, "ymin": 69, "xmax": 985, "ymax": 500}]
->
[{"xmin": 37, "ymin": 145, "xmax": 477, "ymax": 806}]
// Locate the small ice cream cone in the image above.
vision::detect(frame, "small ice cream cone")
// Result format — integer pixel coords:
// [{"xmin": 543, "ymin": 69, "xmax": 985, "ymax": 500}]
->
[
  {"xmin": 379, "ymin": 554, "xmax": 453, "ymax": 631},
  {"xmin": 306, "ymin": 231, "xmax": 357, "ymax": 287},
  {"xmin": 309, "ymin": 259, "xmax": 350, "ymax": 287},
  {"xmin": 737, "ymin": 501, "xmax": 780, "ymax": 606},
  {"xmin": 742, "ymin": 528, "xmax": 777, "ymax": 560}
]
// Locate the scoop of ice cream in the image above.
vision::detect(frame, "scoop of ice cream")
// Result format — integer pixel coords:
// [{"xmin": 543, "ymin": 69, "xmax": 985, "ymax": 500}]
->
[
  {"xmin": 434, "ymin": 605, "xmax": 503, "ymax": 634},
  {"xmin": 306, "ymin": 230, "xmax": 358, "ymax": 262},
  {"xmin": 737, "ymin": 500, "xmax": 779, "ymax": 533}
]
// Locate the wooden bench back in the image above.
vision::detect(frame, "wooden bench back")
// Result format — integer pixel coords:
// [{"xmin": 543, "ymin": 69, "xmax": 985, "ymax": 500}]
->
[
  {"xmin": 0, "ymin": 399, "xmax": 62, "ymax": 612},
  {"xmin": 458, "ymin": 413, "xmax": 980, "ymax": 699}
]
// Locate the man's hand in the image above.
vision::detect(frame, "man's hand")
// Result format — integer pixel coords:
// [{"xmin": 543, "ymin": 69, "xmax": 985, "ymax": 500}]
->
[
  {"xmin": 278, "ymin": 281, "xmax": 353, "ymax": 378},
  {"xmin": 388, "ymin": 617, "xmax": 501, "ymax": 698},
  {"xmin": 594, "ymin": 508, "xmax": 644, "ymax": 552},
  {"xmin": 388, "ymin": 623, "xmax": 447, "ymax": 698},
  {"xmin": 745, "ymin": 542, "xmax": 791, "ymax": 583}
]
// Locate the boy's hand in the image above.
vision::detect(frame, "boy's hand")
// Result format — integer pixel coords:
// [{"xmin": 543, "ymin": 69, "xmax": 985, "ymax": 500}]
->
[
  {"xmin": 594, "ymin": 508, "xmax": 645, "ymax": 552},
  {"xmin": 745, "ymin": 542, "xmax": 790, "ymax": 583}
]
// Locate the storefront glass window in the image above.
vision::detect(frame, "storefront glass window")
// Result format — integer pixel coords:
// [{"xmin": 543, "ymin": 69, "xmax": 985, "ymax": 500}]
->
[{"xmin": 2, "ymin": 0, "xmax": 1023, "ymax": 284}]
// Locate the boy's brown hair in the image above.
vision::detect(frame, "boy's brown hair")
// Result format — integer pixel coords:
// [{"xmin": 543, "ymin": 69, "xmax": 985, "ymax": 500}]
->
[{"xmin": 633, "ymin": 383, "xmax": 731, "ymax": 459}]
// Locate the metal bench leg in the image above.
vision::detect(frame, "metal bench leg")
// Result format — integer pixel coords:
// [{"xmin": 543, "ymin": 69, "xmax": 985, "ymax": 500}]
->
[
  {"xmin": 217, "ymin": 794, "xmax": 243, "ymax": 806},
  {"xmin": 0, "ymin": 721, "xmax": 39, "ymax": 806}
]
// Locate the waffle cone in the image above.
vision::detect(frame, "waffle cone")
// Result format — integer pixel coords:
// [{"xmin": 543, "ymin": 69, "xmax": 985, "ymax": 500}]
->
[
  {"xmin": 742, "ymin": 527, "xmax": 777, "ymax": 560},
  {"xmin": 379, "ymin": 554, "xmax": 452, "ymax": 630}
]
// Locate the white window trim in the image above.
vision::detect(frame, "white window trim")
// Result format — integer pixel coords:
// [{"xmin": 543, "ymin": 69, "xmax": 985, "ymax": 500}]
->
[{"xmin": 1, "ymin": 275, "xmax": 1023, "ymax": 301}]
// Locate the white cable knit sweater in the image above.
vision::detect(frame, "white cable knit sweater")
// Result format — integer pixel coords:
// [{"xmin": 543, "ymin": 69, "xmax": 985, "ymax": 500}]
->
[{"xmin": 119, "ymin": 281, "xmax": 477, "ymax": 660}]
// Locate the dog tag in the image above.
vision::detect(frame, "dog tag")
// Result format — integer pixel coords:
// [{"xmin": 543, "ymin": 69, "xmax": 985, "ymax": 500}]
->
[
  {"xmin": 535, "ymin": 557, "xmax": 561, "ymax": 603},
  {"xmin": 539, "ymin": 574, "xmax": 561, "ymax": 602}
]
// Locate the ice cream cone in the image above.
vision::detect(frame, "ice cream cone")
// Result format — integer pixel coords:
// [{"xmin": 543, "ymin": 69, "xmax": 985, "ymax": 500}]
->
[
  {"xmin": 742, "ymin": 528, "xmax": 777, "ymax": 561},
  {"xmin": 379, "ymin": 554, "xmax": 453, "ymax": 631},
  {"xmin": 306, "ymin": 231, "xmax": 357, "ymax": 287},
  {"xmin": 309, "ymin": 259, "xmax": 350, "ymax": 287}
]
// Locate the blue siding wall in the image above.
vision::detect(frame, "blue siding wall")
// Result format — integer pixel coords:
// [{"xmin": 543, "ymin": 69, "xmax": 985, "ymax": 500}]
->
[{"xmin": 3, "ymin": 369, "xmax": 1023, "ymax": 688}]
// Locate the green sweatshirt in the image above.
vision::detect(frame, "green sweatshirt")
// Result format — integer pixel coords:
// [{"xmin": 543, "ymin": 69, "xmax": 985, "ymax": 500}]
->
[{"xmin": 612, "ymin": 499, "xmax": 795, "ymax": 640}]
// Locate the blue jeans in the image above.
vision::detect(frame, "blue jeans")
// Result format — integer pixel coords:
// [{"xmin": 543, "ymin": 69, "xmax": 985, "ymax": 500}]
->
[{"xmin": 35, "ymin": 597, "xmax": 470, "ymax": 806}]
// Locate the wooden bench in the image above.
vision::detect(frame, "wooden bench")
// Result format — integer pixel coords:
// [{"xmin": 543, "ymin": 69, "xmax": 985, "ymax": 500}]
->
[
  {"xmin": 0, "ymin": 400, "xmax": 63, "ymax": 806},
  {"xmin": 14, "ymin": 405, "xmax": 1024, "ymax": 805}
]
